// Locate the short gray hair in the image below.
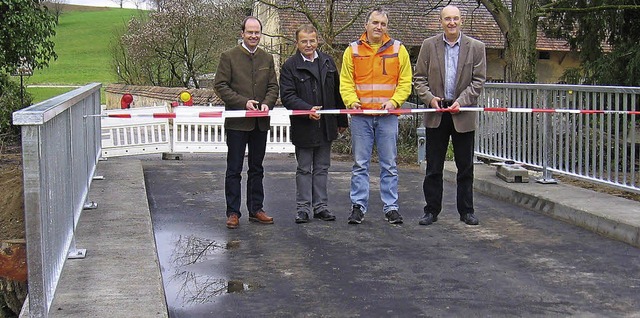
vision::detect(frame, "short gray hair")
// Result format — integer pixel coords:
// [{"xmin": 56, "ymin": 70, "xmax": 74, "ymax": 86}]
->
[{"xmin": 365, "ymin": 7, "xmax": 389, "ymax": 23}]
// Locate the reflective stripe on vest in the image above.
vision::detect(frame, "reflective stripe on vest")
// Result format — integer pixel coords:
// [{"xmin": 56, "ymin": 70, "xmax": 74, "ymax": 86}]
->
[
  {"xmin": 360, "ymin": 97, "xmax": 390, "ymax": 104},
  {"xmin": 355, "ymin": 84, "xmax": 397, "ymax": 91}
]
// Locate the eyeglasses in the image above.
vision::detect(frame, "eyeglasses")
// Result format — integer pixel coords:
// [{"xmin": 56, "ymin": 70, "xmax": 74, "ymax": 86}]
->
[
  {"xmin": 298, "ymin": 39, "xmax": 317, "ymax": 45},
  {"xmin": 443, "ymin": 16, "xmax": 460, "ymax": 23}
]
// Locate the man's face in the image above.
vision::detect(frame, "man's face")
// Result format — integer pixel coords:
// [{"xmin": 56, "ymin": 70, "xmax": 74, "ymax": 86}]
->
[
  {"xmin": 242, "ymin": 19, "xmax": 262, "ymax": 50},
  {"xmin": 440, "ymin": 6, "xmax": 462, "ymax": 39},
  {"xmin": 365, "ymin": 11, "xmax": 388, "ymax": 43},
  {"xmin": 296, "ymin": 31, "xmax": 318, "ymax": 59}
]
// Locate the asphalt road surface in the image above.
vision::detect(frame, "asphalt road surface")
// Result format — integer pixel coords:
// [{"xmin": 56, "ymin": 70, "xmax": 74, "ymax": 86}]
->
[{"xmin": 143, "ymin": 154, "xmax": 640, "ymax": 318}]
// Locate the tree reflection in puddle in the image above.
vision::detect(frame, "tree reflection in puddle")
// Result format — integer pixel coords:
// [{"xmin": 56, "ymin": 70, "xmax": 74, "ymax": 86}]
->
[
  {"xmin": 170, "ymin": 235, "xmax": 227, "ymax": 266},
  {"xmin": 166, "ymin": 235, "xmax": 257, "ymax": 306}
]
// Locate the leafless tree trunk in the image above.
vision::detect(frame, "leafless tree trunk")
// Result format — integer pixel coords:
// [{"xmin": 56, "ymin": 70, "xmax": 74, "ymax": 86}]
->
[
  {"xmin": 111, "ymin": 0, "xmax": 125, "ymax": 8},
  {"xmin": 480, "ymin": 0, "xmax": 538, "ymax": 83}
]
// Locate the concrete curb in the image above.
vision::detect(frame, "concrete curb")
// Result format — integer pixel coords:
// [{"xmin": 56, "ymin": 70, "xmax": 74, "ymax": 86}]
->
[
  {"xmin": 46, "ymin": 159, "xmax": 168, "ymax": 317},
  {"xmin": 443, "ymin": 162, "xmax": 640, "ymax": 247}
]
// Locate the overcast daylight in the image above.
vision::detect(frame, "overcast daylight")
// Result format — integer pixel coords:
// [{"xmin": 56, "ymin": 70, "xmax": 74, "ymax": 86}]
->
[{"xmin": 64, "ymin": 0, "xmax": 152, "ymax": 9}]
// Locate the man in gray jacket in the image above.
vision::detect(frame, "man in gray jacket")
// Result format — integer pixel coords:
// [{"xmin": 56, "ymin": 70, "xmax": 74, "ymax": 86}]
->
[
  {"xmin": 214, "ymin": 16, "xmax": 279, "ymax": 229},
  {"xmin": 413, "ymin": 5, "xmax": 486, "ymax": 226}
]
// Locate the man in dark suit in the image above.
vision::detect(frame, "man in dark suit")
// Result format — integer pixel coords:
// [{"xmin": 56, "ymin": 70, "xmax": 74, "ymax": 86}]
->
[
  {"xmin": 413, "ymin": 5, "xmax": 487, "ymax": 226},
  {"xmin": 279, "ymin": 24, "xmax": 348, "ymax": 223},
  {"xmin": 214, "ymin": 16, "xmax": 279, "ymax": 229}
]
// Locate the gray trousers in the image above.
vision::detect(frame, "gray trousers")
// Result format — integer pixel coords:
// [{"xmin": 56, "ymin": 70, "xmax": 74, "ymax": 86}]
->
[{"xmin": 295, "ymin": 143, "xmax": 331, "ymax": 214}]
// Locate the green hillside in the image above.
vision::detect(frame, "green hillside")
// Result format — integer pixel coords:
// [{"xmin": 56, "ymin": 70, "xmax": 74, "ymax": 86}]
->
[{"xmin": 26, "ymin": 6, "xmax": 146, "ymax": 102}]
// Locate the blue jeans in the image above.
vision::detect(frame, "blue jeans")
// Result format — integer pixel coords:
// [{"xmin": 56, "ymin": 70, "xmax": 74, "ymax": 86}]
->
[{"xmin": 349, "ymin": 115, "xmax": 399, "ymax": 214}]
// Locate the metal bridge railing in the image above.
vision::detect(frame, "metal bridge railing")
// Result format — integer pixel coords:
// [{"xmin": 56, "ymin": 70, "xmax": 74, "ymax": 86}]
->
[
  {"xmin": 12, "ymin": 83, "xmax": 102, "ymax": 317},
  {"xmin": 477, "ymin": 83, "xmax": 640, "ymax": 193}
]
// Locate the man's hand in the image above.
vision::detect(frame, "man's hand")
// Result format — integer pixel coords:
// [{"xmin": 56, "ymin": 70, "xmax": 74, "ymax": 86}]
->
[
  {"xmin": 260, "ymin": 104, "xmax": 269, "ymax": 112},
  {"xmin": 351, "ymin": 102, "xmax": 362, "ymax": 109},
  {"xmin": 448, "ymin": 101, "xmax": 460, "ymax": 114},
  {"xmin": 430, "ymin": 97, "xmax": 442, "ymax": 109},
  {"xmin": 246, "ymin": 100, "xmax": 259, "ymax": 110},
  {"xmin": 381, "ymin": 101, "xmax": 396, "ymax": 110},
  {"xmin": 309, "ymin": 106, "xmax": 321, "ymax": 120}
]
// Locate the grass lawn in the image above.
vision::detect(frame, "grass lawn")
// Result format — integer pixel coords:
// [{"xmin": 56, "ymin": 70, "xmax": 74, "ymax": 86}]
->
[
  {"xmin": 26, "ymin": 86, "xmax": 80, "ymax": 103},
  {"xmin": 24, "ymin": 6, "xmax": 147, "ymax": 103}
]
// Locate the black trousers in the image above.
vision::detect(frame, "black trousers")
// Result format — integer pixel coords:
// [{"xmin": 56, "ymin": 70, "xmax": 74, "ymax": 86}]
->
[
  {"xmin": 423, "ymin": 112, "xmax": 475, "ymax": 216},
  {"xmin": 225, "ymin": 128, "xmax": 268, "ymax": 218}
]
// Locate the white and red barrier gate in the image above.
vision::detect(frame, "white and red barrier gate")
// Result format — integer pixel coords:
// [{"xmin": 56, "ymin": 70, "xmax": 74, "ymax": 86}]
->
[{"xmin": 100, "ymin": 106, "xmax": 296, "ymax": 157}]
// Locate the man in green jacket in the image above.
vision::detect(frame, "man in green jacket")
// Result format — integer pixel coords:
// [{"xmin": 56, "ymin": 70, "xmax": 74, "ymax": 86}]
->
[{"xmin": 214, "ymin": 16, "xmax": 279, "ymax": 229}]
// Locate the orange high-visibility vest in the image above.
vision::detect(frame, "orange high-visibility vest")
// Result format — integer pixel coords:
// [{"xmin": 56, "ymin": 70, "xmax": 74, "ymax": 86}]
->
[{"xmin": 351, "ymin": 33, "xmax": 402, "ymax": 110}]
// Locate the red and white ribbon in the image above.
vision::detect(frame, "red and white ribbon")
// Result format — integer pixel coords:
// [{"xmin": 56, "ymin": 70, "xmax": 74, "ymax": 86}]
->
[{"xmin": 104, "ymin": 107, "xmax": 640, "ymax": 119}]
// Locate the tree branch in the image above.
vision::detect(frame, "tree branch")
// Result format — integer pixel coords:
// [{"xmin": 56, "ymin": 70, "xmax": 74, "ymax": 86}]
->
[{"xmin": 541, "ymin": 4, "xmax": 640, "ymax": 13}]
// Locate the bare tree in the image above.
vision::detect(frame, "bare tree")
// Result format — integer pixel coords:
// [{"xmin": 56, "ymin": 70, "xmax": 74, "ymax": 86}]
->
[
  {"xmin": 147, "ymin": 0, "xmax": 169, "ymax": 11},
  {"xmin": 113, "ymin": 0, "xmax": 252, "ymax": 87},
  {"xmin": 128, "ymin": 0, "xmax": 156, "ymax": 10},
  {"xmin": 44, "ymin": 0, "xmax": 66, "ymax": 24}
]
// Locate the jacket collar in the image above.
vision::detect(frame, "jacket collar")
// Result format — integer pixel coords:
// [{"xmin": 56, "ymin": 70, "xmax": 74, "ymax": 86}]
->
[
  {"xmin": 295, "ymin": 50, "xmax": 328, "ymax": 68},
  {"xmin": 294, "ymin": 50, "xmax": 331, "ymax": 81},
  {"xmin": 300, "ymin": 51, "xmax": 319, "ymax": 62}
]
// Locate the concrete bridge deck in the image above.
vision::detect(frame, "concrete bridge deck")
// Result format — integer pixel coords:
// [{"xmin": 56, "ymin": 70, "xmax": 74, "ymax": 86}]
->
[{"xmin": 41, "ymin": 154, "xmax": 640, "ymax": 317}]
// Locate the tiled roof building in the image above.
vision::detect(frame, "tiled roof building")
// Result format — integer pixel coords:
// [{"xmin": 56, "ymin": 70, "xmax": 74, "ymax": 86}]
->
[
  {"xmin": 272, "ymin": 1, "xmax": 570, "ymax": 51},
  {"xmin": 256, "ymin": 0, "xmax": 578, "ymax": 83}
]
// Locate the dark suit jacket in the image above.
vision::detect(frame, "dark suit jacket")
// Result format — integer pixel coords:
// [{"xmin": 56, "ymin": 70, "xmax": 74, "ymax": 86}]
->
[
  {"xmin": 214, "ymin": 45, "xmax": 279, "ymax": 131},
  {"xmin": 414, "ymin": 33, "xmax": 486, "ymax": 133}
]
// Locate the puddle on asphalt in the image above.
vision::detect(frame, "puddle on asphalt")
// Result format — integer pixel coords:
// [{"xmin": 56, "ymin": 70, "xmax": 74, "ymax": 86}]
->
[
  {"xmin": 169, "ymin": 236, "xmax": 240, "ymax": 266},
  {"xmin": 167, "ymin": 275, "xmax": 261, "ymax": 307},
  {"xmin": 161, "ymin": 235, "xmax": 262, "ymax": 310}
]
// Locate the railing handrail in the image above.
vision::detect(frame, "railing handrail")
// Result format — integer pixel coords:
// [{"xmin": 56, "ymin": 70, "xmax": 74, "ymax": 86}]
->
[
  {"xmin": 13, "ymin": 83, "xmax": 102, "ymax": 318},
  {"xmin": 484, "ymin": 82, "xmax": 640, "ymax": 94},
  {"xmin": 13, "ymin": 83, "xmax": 101, "ymax": 125}
]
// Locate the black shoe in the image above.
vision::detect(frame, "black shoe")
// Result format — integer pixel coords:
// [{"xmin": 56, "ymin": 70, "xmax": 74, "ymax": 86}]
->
[
  {"xmin": 314, "ymin": 210, "xmax": 336, "ymax": 221},
  {"xmin": 460, "ymin": 213, "xmax": 479, "ymax": 225},
  {"xmin": 418, "ymin": 213, "xmax": 435, "ymax": 226},
  {"xmin": 384, "ymin": 210, "xmax": 403, "ymax": 224},
  {"xmin": 348, "ymin": 205, "xmax": 364, "ymax": 224},
  {"xmin": 295, "ymin": 211, "xmax": 309, "ymax": 224}
]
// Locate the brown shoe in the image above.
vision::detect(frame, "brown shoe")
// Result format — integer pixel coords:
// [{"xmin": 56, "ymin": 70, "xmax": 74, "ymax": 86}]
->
[
  {"xmin": 226, "ymin": 214, "xmax": 239, "ymax": 229},
  {"xmin": 249, "ymin": 210, "xmax": 274, "ymax": 224}
]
